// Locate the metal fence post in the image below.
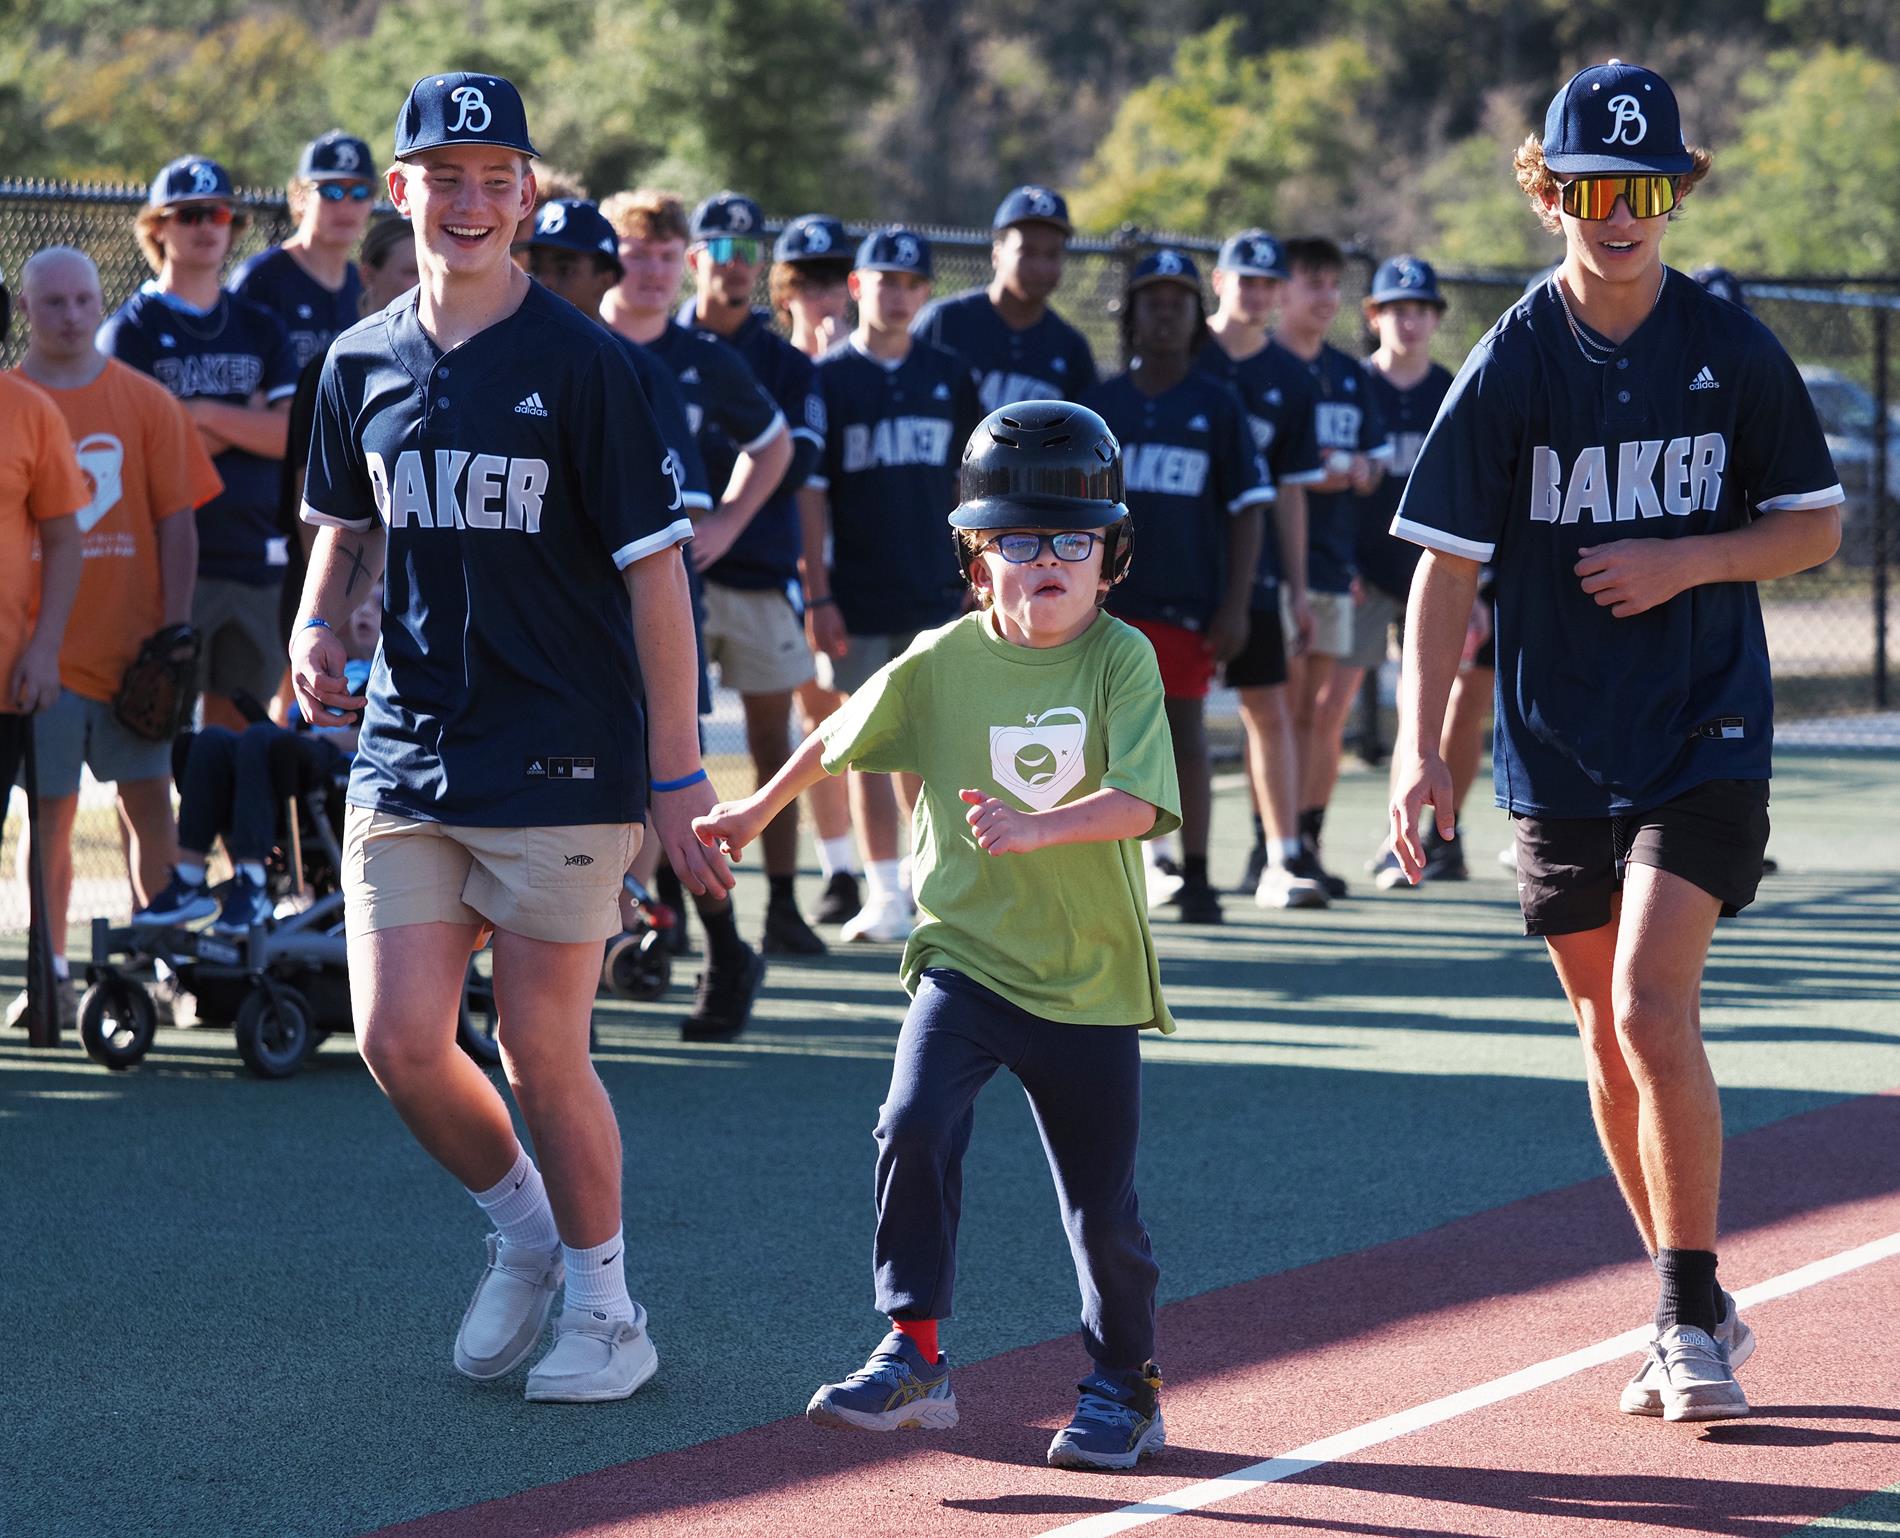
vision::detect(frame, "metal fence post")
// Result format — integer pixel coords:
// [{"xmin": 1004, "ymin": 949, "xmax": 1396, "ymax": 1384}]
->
[{"xmin": 1874, "ymin": 305, "xmax": 1890, "ymax": 710}]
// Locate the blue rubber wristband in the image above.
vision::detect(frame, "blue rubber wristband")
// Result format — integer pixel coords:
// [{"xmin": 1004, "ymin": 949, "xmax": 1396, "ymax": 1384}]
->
[
  {"xmin": 651, "ymin": 767, "xmax": 708, "ymax": 794},
  {"xmin": 301, "ymin": 617, "xmax": 334, "ymax": 632}
]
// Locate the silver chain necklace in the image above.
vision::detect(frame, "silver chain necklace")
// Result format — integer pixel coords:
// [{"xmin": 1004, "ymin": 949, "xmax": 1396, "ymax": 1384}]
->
[{"xmin": 1555, "ymin": 267, "xmax": 1665, "ymax": 365}]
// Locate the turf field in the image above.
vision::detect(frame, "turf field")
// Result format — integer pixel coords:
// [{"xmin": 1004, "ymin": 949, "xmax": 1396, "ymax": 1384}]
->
[{"xmin": 3, "ymin": 751, "xmax": 1897, "ymax": 1538}]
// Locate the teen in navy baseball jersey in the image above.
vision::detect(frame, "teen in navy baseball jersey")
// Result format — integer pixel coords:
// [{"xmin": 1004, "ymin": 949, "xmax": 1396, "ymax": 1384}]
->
[
  {"xmin": 680, "ymin": 191, "xmax": 832, "ymax": 958},
  {"xmin": 912, "ymin": 185, "xmax": 1097, "ymax": 411},
  {"xmin": 1391, "ymin": 61, "xmax": 1843, "ymax": 1425},
  {"xmin": 1272, "ymin": 236, "xmax": 1391, "ymax": 896},
  {"xmin": 801, "ymin": 228, "xmax": 984, "ymax": 945},
  {"xmin": 1084, "ymin": 249, "xmax": 1271, "ymax": 925},
  {"xmin": 597, "ymin": 187, "xmax": 787, "ymax": 1041},
  {"xmin": 230, "ymin": 131, "xmax": 375, "ymax": 369},
  {"xmin": 291, "ymin": 73, "xmax": 729, "ymax": 1407},
  {"xmin": 102, "ymin": 155, "xmax": 301, "ymax": 728},
  {"xmin": 1196, "ymin": 229, "xmax": 1330, "ymax": 909}
]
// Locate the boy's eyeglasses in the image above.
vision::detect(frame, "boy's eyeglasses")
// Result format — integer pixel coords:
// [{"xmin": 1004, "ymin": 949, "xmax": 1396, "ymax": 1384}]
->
[
  {"xmin": 701, "ymin": 237, "xmax": 762, "ymax": 265},
  {"xmin": 166, "ymin": 204, "xmax": 236, "ymax": 227},
  {"xmin": 317, "ymin": 182, "xmax": 375, "ymax": 203},
  {"xmin": 981, "ymin": 531, "xmax": 1102, "ymax": 564},
  {"xmin": 1555, "ymin": 174, "xmax": 1679, "ymax": 221}
]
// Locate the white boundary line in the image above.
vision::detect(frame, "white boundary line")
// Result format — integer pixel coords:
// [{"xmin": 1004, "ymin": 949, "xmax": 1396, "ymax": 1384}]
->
[{"xmin": 1034, "ymin": 1231, "xmax": 1900, "ymax": 1538}]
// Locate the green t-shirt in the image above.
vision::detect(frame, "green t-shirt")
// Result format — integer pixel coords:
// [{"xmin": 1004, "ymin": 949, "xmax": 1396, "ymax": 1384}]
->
[{"xmin": 820, "ymin": 609, "xmax": 1182, "ymax": 1031}]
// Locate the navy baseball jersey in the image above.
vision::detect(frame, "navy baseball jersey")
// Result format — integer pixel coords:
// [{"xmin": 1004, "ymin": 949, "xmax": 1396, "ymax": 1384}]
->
[
  {"xmin": 229, "ymin": 246, "xmax": 365, "ymax": 369},
  {"xmin": 1082, "ymin": 371, "xmax": 1274, "ymax": 630},
  {"xmin": 610, "ymin": 330, "xmax": 712, "ymax": 518},
  {"xmin": 1355, "ymin": 359, "xmax": 1454, "ymax": 601},
  {"xmin": 912, "ymin": 289, "xmax": 1098, "ymax": 412},
  {"xmin": 100, "ymin": 282, "xmax": 301, "ymax": 586},
  {"xmin": 673, "ymin": 304, "xmax": 817, "ymax": 591},
  {"xmin": 301, "ymin": 282, "xmax": 692, "ymax": 827},
  {"xmin": 1295, "ymin": 341, "xmax": 1390, "ymax": 594},
  {"xmin": 807, "ymin": 338, "xmax": 984, "ymax": 635},
  {"xmin": 1393, "ymin": 270, "xmax": 1843, "ymax": 817},
  {"xmin": 1194, "ymin": 337, "xmax": 1324, "ymax": 595}
]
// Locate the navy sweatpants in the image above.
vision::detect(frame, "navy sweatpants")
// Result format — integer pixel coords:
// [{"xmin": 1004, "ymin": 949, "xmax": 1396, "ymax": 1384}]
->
[{"xmin": 872, "ymin": 967, "xmax": 1159, "ymax": 1371}]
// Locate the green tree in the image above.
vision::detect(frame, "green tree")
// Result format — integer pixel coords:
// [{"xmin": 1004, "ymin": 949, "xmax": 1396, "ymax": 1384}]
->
[
  {"xmin": 1675, "ymin": 46, "xmax": 1900, "ymax": 276},
  {"xmin": 1069, "ymin": 22, "xmax": 1379, "ymax": 239}
]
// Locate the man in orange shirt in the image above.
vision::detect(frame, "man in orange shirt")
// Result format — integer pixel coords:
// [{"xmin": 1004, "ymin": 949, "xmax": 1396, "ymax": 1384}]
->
[
  {"xmin": 10, "ymin": 247, "xmax": 217, "ymax": 1026},
  {"xmin": 0, "ymin": 263, "xmax": 88, "ymax": 1017}
]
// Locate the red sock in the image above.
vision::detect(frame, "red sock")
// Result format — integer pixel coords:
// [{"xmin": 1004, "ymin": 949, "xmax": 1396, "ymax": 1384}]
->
[{"xmin": 892, "ymin": 1317, "xmax": 939, "ymax": 1362}]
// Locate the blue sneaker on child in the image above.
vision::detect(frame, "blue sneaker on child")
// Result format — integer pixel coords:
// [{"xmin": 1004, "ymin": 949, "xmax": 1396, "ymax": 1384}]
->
[
  {"xmin": 806, "ymin": 1330, "xmax": 958, "ymax": 1432},
  {"xmin": 133, "ymin": 870, "xmax": 217, "ymax": 928},
  {"xmin": 1047, "ymin": 1362, "xmax": 1165, "ymax": 1470},
  {"xmin": 211, "ymin": 873, "xmax": 274, "ymax": 936}
]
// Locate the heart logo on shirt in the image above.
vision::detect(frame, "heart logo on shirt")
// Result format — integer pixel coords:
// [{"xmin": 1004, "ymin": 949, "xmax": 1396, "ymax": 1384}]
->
[{"xmin": 989, "ymin": 706, "xmax": 1089, "ymax": 811}]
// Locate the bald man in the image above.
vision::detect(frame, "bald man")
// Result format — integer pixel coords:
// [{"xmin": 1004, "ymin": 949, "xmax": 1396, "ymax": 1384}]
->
[{"xmin": 9, "ymin": 247, "xmax": 217, "ymax": 1026}]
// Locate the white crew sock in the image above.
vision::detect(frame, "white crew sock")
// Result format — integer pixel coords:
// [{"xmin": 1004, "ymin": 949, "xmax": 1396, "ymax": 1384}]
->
[
  {"xmin": 176, "ymin": 861, "xmax": 206, "ymax": 886},
  {"xmin": 817, "ymin": 834, "xmax": 860, "ymax": 879},
  {"xmin": 866, "ymin": 858, "xmax": 903, "ymax": 901},
  {"xmin": 468, "ymin": 1146, "xmax": 559, "ymax": 1252},
  {"xmin": 237, "ymin": 861, "xmax": 266, "ymax": 886},
  {"xmin": 562, "ymin": 1228, "xmax": 636, "ymax": 1321}
]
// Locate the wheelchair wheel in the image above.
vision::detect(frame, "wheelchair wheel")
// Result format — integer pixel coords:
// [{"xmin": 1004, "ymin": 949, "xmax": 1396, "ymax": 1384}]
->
[
  {"xmin": 78, "ymin": 977, "xmax": 158, "ymax": 1071},
  {"xmin": 603, "ymin": 928, "xmax": 672, "ymax": 1002},
  {"xmin": 234, "ymin": 986, "xmax": 315, "ymax": 1079},
  {"xmin": 457, "ymin": 957, "xmax": 501, "ymax": 1068}
]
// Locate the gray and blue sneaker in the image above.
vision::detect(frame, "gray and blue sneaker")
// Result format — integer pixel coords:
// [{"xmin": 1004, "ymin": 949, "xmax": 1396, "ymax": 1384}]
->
[
  {"xmin": 1047, "ymin": 1361, "xmax": 1166, "ymax": 1470},
  {"xmin": 133, "ymin": 870, "xmax": 217, "ymax": 928},
  {"xmin": 807, "ymin": 1330, "xmax": 957, "ymax": 1432},
  {"xmin": 1620, "ymin": 1290, "xmax": 1753, "ymax": 1419},
  {"xmin": 211, "ymin": 873, "xmax": 274, "ymax": 936}
]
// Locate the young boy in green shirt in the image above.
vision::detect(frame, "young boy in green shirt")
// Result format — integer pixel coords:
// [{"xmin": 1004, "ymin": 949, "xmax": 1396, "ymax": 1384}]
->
[{"xmin": 694, "ymin": 400, "xmax": 1179, "ymax": 1470}]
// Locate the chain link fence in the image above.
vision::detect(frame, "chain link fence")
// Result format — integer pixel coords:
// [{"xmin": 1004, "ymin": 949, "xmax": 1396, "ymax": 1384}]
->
[{"xmin": 2, "ymin": 183, "xmax": 1892, "ymax": 937}]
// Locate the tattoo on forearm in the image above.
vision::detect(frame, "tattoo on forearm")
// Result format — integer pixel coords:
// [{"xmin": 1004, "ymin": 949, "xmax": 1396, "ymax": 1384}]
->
[{"xmin": 343, "ymin": 541, "xmax": 371, "ymax": 596}]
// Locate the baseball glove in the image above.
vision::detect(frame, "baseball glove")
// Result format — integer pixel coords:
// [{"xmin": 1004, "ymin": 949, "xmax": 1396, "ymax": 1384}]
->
[{"xmin": 112, "ymin": 624, "xmax": 201, "ymax": 742}]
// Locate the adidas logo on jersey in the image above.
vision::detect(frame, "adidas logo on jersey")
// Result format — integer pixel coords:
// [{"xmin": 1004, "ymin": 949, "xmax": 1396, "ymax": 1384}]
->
[
  {"xmin": 679, "ymin": 367, "xmax": 700, "ymax": 384},
  {"xmin": 932, "ymin": 382, "xmax": 952, "ymax": 400},
  {"xmin": 1690, "ymin": 366, "xmax": 1719, "ymax": 392},
  {"xmin": 1186, "ymin": 413, "xmax": 1210, "ymax": 431},
  {"xmin": 515, "ymin": 392, "xmax": 549, "ymax": 417}
]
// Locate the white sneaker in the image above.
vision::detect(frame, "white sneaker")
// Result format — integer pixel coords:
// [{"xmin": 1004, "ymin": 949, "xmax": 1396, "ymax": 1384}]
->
[
  {"xmin": 840, "ymin": 890, "xmax": 916, "ymax": 943},
  {"xmin": 1620, "ymin": 1291, "xmax": 1753, "ymax": 1417},
  {"xmin": 1255, "ymin": 862, "xmax": 1328, "ymax": 910},
  {"xmin": 454, "ymin": 1235, "xmax": 564, "ymax": 1381},
  {"xmin": 1144, "ymin": 862, "xmax": 1185, "ymax": 912},
  {"xmin": 524, "ymin": 1303, "xmax": 659, "ymax": 1403}
]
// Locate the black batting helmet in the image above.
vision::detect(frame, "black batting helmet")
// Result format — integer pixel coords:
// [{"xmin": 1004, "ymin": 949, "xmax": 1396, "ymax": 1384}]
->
[{"xmin": 950, "ymin": 400, "xmax": 1132, "ymax": 594}]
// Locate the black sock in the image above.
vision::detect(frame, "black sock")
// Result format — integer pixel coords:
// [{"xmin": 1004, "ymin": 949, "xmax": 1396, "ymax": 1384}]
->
[
  {"xmin": 1298, "ymin": 806, "xmax": 1324, "ymax": 844},
  {"xmin": 1184, "ymin": 854, "xmax": 1209, "ymax": 888},
  {"xmin": 655, "ymin": 861, "xmax": 683, "ymax": 915},
  {"xmin": 695, "ymin": 895, "xmax": 747, "ymax": 967},
  {"xmin": 1654, "ymin": 1248, "xmax": 1720, "ymax": 1334},
  {"xmin": 768, "ymin": 874, "xmax": 796, "ymax": 907},
  {"xmin": 1250, "ymin": 814, "xmax": 1266, "ymax": 849}
]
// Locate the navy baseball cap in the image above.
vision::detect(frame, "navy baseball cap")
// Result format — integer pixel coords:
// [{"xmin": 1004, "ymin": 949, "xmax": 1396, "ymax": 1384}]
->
[
  {"xmin": 690, "ymin": 191, "xmax": 765, "ymax": 241},
  {"xmin": 992, "ymin": 185, "xmax": 1073, "ymax": 235},
  {"xmin": 1127, "ymin": 248, "xmax": 1201, "ymax": 293},
  {"xmin": 1216, "ymin": 230, "xmax": 1287, "ymax": 279},
  {"xmin": 149, "ymin": 156, "xmax": 235, "ymax": 208},
  {"xmin": 855, "ymin": 227, "xmax": 932, "ymax": 278},
  {"xmin": 1369, "ymin": 254, "xmax": 1445, "ymax": 308},
  {"xmin": 298, "ymin": 131, "xmax": 374, "ymax": 181},
  {"xmin": 523, "ymin": 198, "xmax": 623, "ymax": 275},
  {"xmin": 1692, "ymin": 266, "xmax": 1752, "ymax": 313},
  {"xmin": 1542, "ymin": 60, "xmax": 1693, "ymax": 175},
  {"xmin": 774, "ymin": 213, "xmax": 850, "ymax": 264},
  {"xmin": 394, "ymin": 72, "xmax": 538, "ymax": 161}
]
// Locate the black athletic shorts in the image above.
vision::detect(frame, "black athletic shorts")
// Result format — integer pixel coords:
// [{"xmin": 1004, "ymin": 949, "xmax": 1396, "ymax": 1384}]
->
[
  {"xmin": 1224, "ymin": 599, "xmax": 1288, "ymax": 689},
  {"xmin": 1510, "ymin": 778, "xmax": 1770, "ymax": 936}
]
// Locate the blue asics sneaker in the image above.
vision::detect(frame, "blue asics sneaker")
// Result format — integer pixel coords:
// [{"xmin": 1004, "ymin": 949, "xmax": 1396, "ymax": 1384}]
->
[
  {"xmin": 211, "ymin": 873, "xmax": 274, "ymax": 936},
  {"xmin": 806, "ymin": 1330, "xmax": 958, "ymax": 1432},
  {"xmin": 132, "ymin": 870, "xmax": 217, "ymax": 928},
  {"xmin": 1047, "ymin": 1361, "xmax": 1165, "ymax": 1470}
]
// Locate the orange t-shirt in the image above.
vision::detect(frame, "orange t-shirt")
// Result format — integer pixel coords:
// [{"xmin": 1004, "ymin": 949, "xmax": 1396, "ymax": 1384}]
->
[
  {"xmin": 15, "ymin": 360, "xmax": 224, "ymax": 701},
  {"xmin": 0, "ymin": 372, "xmax": 90, "ymax": 705}
]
